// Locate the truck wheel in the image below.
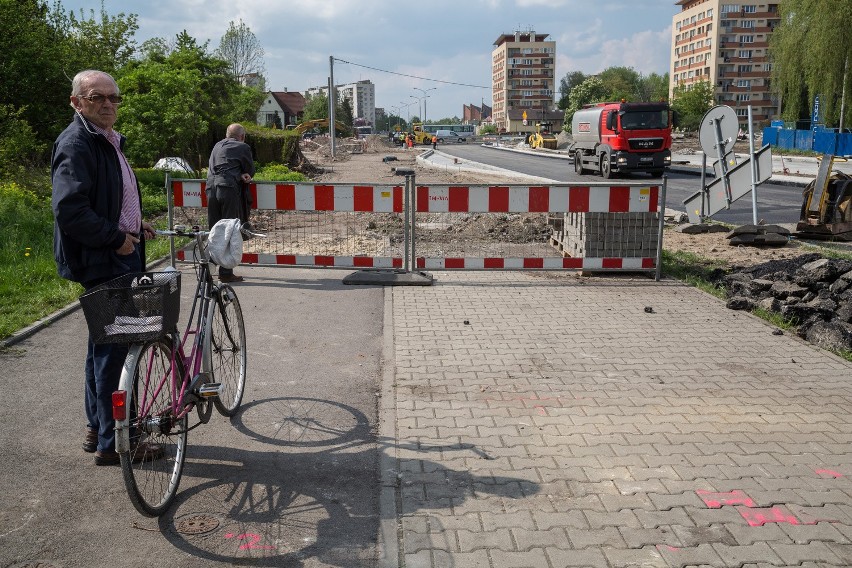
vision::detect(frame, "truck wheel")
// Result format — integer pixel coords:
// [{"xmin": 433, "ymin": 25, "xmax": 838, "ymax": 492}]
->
[
  {"xmin": 650, "ymin": 169, "xmax": 664, "ymax": 177},
  {"xmin": 600, "ymin": 154, "xmax": 614, "ymax": 179},
  {"xmin": 574, "ymin": 152, "xmax": 586, "ymax": 175}
]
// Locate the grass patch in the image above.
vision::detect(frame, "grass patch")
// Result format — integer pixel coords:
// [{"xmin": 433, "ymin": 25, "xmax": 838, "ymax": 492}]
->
[
  {"xmin": 0, "ymin": 169, "xmax": 177, "ymax": 341},
  {"xmin": 661, "ymin": 249, "xmax": 727, "ymax": 298}
]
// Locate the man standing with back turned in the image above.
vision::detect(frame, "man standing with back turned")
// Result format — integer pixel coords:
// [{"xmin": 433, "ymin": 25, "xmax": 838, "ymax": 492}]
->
[
  {"xmin": 207, "ymin": 123, "xmax": 255, "ymax": 283},
  {"xmin": 52, "ymin": 69, "xmax": 160, "ymax": 466}
]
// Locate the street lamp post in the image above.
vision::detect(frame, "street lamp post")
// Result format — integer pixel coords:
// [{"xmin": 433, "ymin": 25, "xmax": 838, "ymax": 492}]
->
[
  {"xmin": 414, "ymin": 87, "xmax": 437, "ymax": 123},
  {"xmin": 400, "ymin": 101, "xmax": 416, "ymax": 129},
  {"xmin": 410, "ymin": 95, "xmax": 423, "ymax": 123}
]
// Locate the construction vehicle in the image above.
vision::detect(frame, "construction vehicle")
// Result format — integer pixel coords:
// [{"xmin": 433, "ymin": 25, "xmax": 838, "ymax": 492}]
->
[
  {"xmin": 410, "ymin": 122, "xmax": 433, "ymax": 145},
  {"xmin": 288, "ymin": 119, "xmax": 348, "ymax": 136},
  {"xmin": 527, "ymin": 125, "xmax": 558, "ymax": 150},
  {"xmin": 569, "ymin": 101, "xmax": 673, "ymax": 178},
  {"xmin": 796, "ymin": 154, "xmax": 852, "ymax": 240}
]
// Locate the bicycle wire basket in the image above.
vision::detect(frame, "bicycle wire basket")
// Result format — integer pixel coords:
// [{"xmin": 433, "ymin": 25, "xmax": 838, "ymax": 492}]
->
[{"xmin": 79, "ymin": 271, "xmax": 181, "ymax": 344}]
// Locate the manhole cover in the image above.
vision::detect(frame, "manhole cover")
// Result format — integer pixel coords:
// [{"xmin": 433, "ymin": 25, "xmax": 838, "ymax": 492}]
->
[{"xmin": 175, "ymin": 514, "xmax": 220, "ymax": 535}]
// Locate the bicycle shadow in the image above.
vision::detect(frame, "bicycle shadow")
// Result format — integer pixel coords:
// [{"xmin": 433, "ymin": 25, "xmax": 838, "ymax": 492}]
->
[{"xmin": 154, "ymin": 396, "xmax": 539, "ymax": 567}]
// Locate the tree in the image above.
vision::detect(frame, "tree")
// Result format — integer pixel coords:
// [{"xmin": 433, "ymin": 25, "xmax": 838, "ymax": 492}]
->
[
  {"xmin": 216, "ymin": 19, "xmax": 265, "ymax": 81},
  {"xmin": 770, "ymin": 0, "xmax": 852, "ymax": 128},
  {"xmin": 302, "ymin": 93, "xmax": 329, "ymax": 122},
  {"xmin": 63, "ymin": 3, "xmax": 139, "ymax": 75},
  {"xmin": 563, "ymin": 77, "xmax": 608, "ymax": 131},
  {"xmin": 636, "ymin": 72, "xmax": 670, "ymax": 103},
  {"xmin": 671, "ymin": 80, "xmax": 715, "ymax": 131},
  {"xmin": 558, "ymin": 71, "xmax": 587, "ymax": 109},
  {"xmin": 598, "ymin": 66, "xmax": 641, "ymax": 102},
  {"xmin": 116, "ymin": 30, "xmax": 263, "ymax": 168},
  {"xmin": 0, "ymin": 1, "xmax": 74, "ymax": 144}
]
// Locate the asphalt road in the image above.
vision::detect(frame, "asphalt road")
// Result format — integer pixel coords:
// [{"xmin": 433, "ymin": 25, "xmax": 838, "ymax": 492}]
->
[
  {"xmin": 0, "ymin": 265, "xmax": 385, "ymax": 568},
  {"xmin": 438, "ymin": 144, "xmax": 806, "ymax": 226}
]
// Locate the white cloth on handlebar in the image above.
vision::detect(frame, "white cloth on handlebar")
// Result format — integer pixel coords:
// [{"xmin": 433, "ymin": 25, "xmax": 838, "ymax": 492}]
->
[{"xmin": 208, "ymin": 218, "xmax": 243, "ymax": 269}]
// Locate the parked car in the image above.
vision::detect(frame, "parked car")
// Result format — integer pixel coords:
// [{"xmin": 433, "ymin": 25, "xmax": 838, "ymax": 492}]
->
[{"xmin": 435, "ymin": 130, "xmax": 466, "ymax": 143}]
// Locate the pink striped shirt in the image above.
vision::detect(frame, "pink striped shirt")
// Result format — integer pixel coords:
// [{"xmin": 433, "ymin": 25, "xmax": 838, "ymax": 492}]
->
[{"xmin": 93, "ymin": 123, "xmax": 141, "ymax": 234}]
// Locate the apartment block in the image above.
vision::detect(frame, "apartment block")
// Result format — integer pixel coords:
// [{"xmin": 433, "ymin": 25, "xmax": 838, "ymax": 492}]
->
[
  {"xmin": 670, "ymin": 1, "xmax": 781, "ymax": 124},
  {"xmin": 306, "ymin": 79, "xmax": 377, "ymax": 126},
  {"xmin": 491, "ymin": 30, "xmax": 556, "ymax": 133}
]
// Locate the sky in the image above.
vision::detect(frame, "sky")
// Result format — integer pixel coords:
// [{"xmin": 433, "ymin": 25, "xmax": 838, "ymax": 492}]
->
[{"xmin": 60, "ymin": 0, "xmax": 678, "ymax": 122}]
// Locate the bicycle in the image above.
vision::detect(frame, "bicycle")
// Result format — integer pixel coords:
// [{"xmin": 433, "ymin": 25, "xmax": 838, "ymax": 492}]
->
[{"xmin": 79, "ymin": 222, "xmax": 261, "ymax": 516}]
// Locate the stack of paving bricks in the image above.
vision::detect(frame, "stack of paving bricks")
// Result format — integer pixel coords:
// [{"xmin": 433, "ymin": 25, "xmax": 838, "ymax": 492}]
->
[{"xmin": 556, "ymin": 212, "xmax": 659, "ymax": 258}]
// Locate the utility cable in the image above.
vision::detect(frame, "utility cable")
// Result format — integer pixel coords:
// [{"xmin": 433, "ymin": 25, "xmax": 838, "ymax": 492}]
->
[{"xmin": 333, "ymin": 57, "xmax": 490, "ymax": 89}]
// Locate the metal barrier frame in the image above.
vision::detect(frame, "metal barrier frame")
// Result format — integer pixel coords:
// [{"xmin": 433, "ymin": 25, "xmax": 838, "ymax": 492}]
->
[{"xmin": 165, "ymin": 174, "xmax": 668, "ymax": 280}]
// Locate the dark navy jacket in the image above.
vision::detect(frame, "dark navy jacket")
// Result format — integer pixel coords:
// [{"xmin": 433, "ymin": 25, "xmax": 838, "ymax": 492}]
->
[{"xmin": 51, "ymin": 113, "xmax": 145, "ymax": 284}]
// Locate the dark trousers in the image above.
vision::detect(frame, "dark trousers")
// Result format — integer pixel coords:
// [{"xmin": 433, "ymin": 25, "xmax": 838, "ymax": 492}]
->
[
  {"xmin": 83, "ymin": 244, "xmax": 142, "ymax": 452},
  {"xmin": 207, "ymin": 184, "xmax": 244, "ymax": 276}
]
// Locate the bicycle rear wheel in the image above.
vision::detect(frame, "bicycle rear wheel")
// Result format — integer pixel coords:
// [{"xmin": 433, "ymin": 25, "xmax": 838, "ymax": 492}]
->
[
  {"xmin": 121, "ymin": 337, "xmax": 188, "ymax": 517},
  {"xmin": 207, "ymin": 284, "xmax": 247, "ymax": 417}
]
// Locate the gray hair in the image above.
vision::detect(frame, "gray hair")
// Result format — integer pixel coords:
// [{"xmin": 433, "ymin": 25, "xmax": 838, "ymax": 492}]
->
[
  {"xmin": 71, "ymin": 70, "xmax": 118, "ymax": 96},
  {"xmin": 226, "ymin": 123, "xmax": 246, "ymax": 139}
]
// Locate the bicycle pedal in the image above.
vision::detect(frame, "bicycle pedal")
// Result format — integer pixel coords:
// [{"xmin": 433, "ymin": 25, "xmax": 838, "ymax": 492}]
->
[{"xmin": 197, "ymin": 383, "xmax": 222, "ymax": 397}]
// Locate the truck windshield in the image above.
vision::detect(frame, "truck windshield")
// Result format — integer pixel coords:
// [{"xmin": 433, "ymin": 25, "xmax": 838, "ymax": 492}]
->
[{"xmin": 620, "ymin": 110, "xmax": 669, "ymax": 130}]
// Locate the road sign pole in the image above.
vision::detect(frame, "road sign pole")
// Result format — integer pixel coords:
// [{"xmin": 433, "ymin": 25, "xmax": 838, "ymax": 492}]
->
[{"xmin": 748, "ymin": 105, "xmax": 758, "ymax": 224}]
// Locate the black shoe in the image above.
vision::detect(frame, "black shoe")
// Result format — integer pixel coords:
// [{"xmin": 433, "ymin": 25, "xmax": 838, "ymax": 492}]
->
[{"xmin": 219, "ymin": 274, "xmax": 244, "ymax": 283}]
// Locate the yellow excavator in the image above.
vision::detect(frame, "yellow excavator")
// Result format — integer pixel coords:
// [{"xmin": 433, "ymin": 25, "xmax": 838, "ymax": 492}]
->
[
  {"xmin": 288, "ymin": 119, "xmax": 348, "ymax": 136},
  {"xmin": 796, "ymin": 154, "xmax": 852, "ymax": 240}
]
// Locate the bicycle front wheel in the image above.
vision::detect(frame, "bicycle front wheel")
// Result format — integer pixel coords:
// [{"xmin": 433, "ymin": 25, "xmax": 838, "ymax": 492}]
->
[
  {"xmin": 121, "ymin": 337, "xmax": 188, "ymax": 517},
  {"xmin": 206, "ymin": 283, "xmax": 247, "ymax": 417}
]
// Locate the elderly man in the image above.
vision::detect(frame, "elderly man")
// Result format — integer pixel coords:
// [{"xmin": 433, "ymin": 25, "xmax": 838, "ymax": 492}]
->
[
  {"xmin": 206, "ymin": 123, "xmax": 255, "ymax": 282},
  {"xmin": 52, "ymin": 69, "xmax": 160, "ymax": 466}
]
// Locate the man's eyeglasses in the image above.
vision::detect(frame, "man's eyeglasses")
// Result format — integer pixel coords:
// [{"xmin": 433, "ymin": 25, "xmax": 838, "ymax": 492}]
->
[{"xmin": 79, "ymin": 94, "xmax": 123, "ymax": 105}]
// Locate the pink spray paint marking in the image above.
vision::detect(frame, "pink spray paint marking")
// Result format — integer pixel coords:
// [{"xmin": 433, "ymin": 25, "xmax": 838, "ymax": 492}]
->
[
  {"xmin": 815, "ymin": 468, "xmax": 843, "ymax": 478},
  {"xmin": 736, "ymin": 506, "xmax": 806, "ymax": 527},
  {"xmin": 696, "ymin": 489, "xmax": 756, "ymax": 508},
  {"xmin": 224, "ymin": 532, "xmax": 276, "ymax": 550}
]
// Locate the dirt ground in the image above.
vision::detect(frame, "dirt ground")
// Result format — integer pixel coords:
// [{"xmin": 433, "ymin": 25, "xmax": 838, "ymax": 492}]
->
[{"xmin": 298, "ymin": 136, "xmax": 813, "ymax": 269}]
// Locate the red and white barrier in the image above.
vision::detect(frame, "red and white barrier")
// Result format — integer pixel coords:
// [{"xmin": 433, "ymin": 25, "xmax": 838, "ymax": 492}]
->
[
  {"xmin": 415, "ymin": 184, "xmax": 658, "ymax": 213},
  {"xmin": 172, "ymin": 181, "xmax": 404, "ymax": 212},
  {"xmin": 169, "ymin": 179, "xmax": 661, "ymax": 271}
]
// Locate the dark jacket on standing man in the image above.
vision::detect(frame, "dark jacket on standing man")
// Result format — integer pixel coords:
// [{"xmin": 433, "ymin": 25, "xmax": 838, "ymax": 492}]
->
[{"xmin": 51, "ymin": 113, "xmax": 145, "ymax": 284}]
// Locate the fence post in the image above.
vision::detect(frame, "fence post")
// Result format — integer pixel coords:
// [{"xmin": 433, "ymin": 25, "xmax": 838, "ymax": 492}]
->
[
  {"xmin": 165, "ymin": 172, "xmax": 175, "ymax": 267},
  {"xmin": 655, "ymin": 176, "xmax": 668, "ymax": 282},
  {"xmin": 403, "ymin": 175, "xmax": 410, "ymax": 273},
  {"xmin": 408, "ymin": 173, "xmax": 417, "ymax": 270}
]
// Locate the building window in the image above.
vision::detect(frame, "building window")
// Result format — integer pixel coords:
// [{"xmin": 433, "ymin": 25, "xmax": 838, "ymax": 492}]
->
[
  {"xmin": 708, "ymin": 8, "xmax": 713, "ymax": 17},
  {"xmin": 739, "ymin": 50, "xmax": 752, "ymax": 58},
  {"xmin": 743, "ymin": 5, "xmax": 756, "ymax": 12},
  {"xmin": 721, "ymin": 5, "xmax": 740, "ymax": 14},
  {"xmin": 737, "ymin": 79, "xmax": 751, "ymax": 87},
  {"xmin": 737, "ymin": 94, "xmax": 750, "ymax": 101},
  {"xmin": 740, "ymin": 35, "xmax": 754, "ymax": 43}
]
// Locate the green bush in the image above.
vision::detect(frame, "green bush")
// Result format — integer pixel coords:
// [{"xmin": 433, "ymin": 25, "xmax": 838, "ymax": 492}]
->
[{"xmin": 253, "ymin": 163, "xmax": 307, "ymax": 182}]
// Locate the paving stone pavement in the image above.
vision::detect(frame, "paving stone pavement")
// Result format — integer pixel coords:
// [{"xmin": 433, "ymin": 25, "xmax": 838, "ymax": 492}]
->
[{"xmin": 381, "ymin": 271, "xmax": 852, "ymax": 568}]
